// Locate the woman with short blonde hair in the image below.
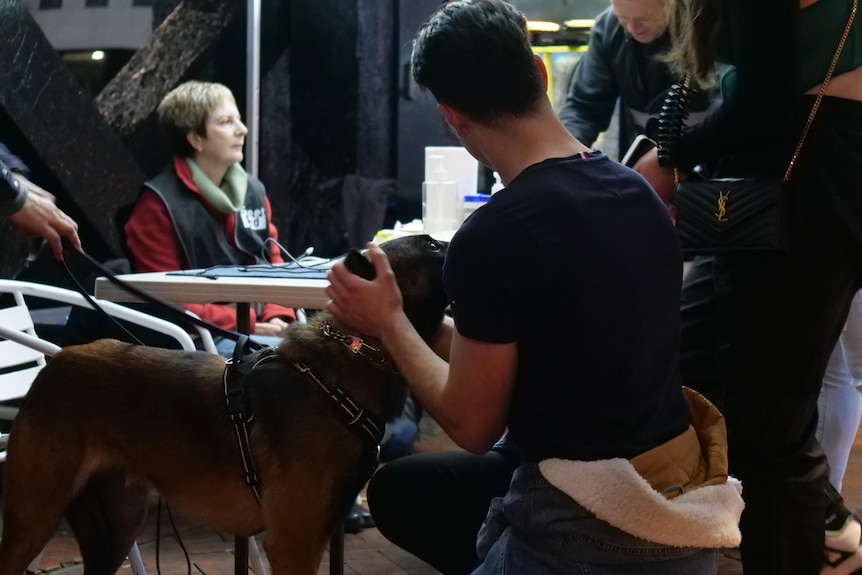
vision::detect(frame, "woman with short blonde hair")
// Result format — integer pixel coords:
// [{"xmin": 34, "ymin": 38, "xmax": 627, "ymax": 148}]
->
[{"xmin": 125, "ymin": 80, "xmax": 295, "ymax": 356}]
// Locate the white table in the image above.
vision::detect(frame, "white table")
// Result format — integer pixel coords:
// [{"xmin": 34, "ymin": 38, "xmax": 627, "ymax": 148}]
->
[
  {"xmin": 94, "ymin": 269, "xmax": 345, "ymax": 575},
  {"xmin": 94, "ymin": 270, "xmax": 330, "ymax": 310}
]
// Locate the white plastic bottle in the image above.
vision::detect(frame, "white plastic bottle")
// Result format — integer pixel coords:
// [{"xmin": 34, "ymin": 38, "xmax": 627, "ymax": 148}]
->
[{"xmin": 423, "ymin": 156, "xmax": 459, "ymax": 235}]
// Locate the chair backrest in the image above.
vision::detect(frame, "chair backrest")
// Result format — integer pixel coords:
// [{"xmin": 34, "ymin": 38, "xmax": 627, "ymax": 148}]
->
[{"xmin": 0, "ymin": 292, "xmax": 53, "ymax": 422}]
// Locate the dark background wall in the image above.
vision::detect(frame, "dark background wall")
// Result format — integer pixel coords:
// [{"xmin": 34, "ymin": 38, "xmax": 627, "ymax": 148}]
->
[
  {"xmin": 0, "ymin": 0, "xmax": 606, "ymax": 282},
  {"xmin": 0, "ymin": 0, "xmax": 144, "ymax": 282}
]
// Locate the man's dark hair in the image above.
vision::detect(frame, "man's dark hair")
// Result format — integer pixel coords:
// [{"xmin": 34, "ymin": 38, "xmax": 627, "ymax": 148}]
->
[{"xmin": 411, "ymin": 0, "xmax": 545, "ymax": 125}]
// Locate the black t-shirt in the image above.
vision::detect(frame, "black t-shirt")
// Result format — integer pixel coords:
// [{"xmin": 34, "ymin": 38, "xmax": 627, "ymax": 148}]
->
[{"xmin": 445, "ymin": 152, "xmax": 689, "ymax": 462}]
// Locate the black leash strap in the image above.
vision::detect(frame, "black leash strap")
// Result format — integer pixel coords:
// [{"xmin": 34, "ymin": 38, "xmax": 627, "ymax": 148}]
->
[
  {"xmin": 67, "ymin": 246, "xmax": 263, "ymax": 350},
  {"xmin": 61, "ymin": 256, "xmax": 147, "ymax": 347}
]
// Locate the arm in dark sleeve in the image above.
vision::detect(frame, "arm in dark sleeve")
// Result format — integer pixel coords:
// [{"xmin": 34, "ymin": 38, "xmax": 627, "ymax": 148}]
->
[
  {"xmin": 0, "ymin": 143, "xmax": 30, "ymax": 216},
  {"xmin": 558, "ymin": 11, "xmax": 620, "ymax": 147},
  {"xmin": 676, "ymin": 0, "xmax": 799, "ymax": 174},
  {"xmin": 0, "ymin": 157, "xmax": 28, "ymax": 216}
]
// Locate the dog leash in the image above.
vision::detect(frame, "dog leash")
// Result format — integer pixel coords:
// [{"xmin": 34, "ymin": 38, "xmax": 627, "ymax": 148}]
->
[{"xmin": 62, "ymin": 244, "xmax": 265, "ymax": 352}]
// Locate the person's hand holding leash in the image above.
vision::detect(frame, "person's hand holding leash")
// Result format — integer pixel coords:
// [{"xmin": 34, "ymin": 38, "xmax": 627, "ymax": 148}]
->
[
  {"xmin": 326, "ymin": 243, "xmax": 408, "ymax": 340},
  {"xmin": 7, "ymin": 175, "xmax": 81, "ymax": 260}
]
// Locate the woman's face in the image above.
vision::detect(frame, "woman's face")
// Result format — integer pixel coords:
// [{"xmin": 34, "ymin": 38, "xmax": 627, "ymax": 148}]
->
[
  {"xmin": 190, "ymin": 97, "xmax": 248, "ymax": 167},
  {"xmin": 611, "ymin": 0, "xmax": 669, "ymax": 44}
]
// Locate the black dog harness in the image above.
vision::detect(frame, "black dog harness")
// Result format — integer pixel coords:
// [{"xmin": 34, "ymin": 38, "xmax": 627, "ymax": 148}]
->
[
  {"xmin": 291, "ymin": 363, "xmax": 384, "ymax": 490},
  {"xmin": 223, "ymin": 328, "xmax": 388, "ymax": 503},
  {"xmin": 223, "ymin": 339, "xmax": 275, "ymax": 503}
]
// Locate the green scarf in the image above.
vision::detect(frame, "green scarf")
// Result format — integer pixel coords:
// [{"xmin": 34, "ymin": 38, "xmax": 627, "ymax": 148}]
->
[{"xmin": 185, "ymin": 158, "xmax": 248, "ymax": 214}]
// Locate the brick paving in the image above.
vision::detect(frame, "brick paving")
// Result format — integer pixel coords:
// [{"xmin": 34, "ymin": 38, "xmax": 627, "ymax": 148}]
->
[{"xmin": 10, "ymin": 417, "xmax": 862, "ymax": 575}]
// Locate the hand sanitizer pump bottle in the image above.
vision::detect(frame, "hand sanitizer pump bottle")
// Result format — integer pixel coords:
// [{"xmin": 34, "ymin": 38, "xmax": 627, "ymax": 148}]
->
[{"xmin": 423, "ymin": 156, "xmax": 459, "ymax": 235}]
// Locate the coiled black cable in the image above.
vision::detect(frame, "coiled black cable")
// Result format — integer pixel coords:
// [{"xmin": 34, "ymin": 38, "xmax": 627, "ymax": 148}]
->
[{"xmin": 657, "ymin": 78, "xmax": 695, "ymax": 168}]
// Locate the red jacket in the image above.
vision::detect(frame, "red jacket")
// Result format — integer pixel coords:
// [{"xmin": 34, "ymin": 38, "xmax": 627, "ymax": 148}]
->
[{"xmin": 124, "ymin": 158, "xmax": 295, "ymax": 332}]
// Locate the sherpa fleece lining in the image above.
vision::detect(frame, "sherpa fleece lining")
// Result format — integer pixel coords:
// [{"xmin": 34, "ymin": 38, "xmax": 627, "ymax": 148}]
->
[
  {"xmin": 539, "ymin": 457, "xmax": 743, "ymax": 548},
  {"xmin": 539, "ymin": 388, "xmax": 743, "ymax": 548}
]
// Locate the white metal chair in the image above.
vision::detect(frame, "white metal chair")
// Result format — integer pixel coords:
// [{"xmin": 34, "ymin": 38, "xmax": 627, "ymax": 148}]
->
[{"xmin": 0, "ymin": 279, "xmax": 267, "ymax": 575}]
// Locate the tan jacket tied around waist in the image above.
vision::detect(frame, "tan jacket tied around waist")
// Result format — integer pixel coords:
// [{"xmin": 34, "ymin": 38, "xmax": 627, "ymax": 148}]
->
[{"xmin": 539, "ymin": 387, "xmax": 744, "ymax": 548}]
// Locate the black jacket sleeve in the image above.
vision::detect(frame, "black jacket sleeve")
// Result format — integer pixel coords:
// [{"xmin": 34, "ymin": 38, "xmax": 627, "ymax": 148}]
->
[
  {"xmin": 558, "ymin": 8, "xmax": 620, "ymax": 147},
  {"xmin": 0, "ymin": 143, "xmax": 29, "ymax": 216}
]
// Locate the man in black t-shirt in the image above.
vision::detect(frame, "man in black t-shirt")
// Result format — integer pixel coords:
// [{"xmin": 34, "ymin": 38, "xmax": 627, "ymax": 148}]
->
[{"xmin": 326, "ymin": 1, "xmax": 740, "ymax": 573}]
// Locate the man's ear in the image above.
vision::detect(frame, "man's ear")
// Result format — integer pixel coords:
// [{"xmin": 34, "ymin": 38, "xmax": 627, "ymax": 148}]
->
[
  {"xmin": 534, "ymin": 53, "xmax": 549, "ymax": 91},
  {"xmin": 343, "ymin": 249, "xmax": 376, "ymax": 280},
  {"xmin": 438, "ymin": 103, "xmax": 467, "ymax": 138}
]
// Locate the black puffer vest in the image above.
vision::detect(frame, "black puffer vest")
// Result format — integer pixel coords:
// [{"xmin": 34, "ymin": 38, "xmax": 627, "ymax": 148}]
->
[{"xmin": 144, "ymin": 165, "xmax": 270, "ymax": 268}]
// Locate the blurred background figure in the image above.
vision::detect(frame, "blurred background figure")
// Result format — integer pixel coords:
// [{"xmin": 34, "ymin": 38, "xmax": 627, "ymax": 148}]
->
[{"xmin": 558, "ymin": 0, "xmax": 717, "ymax": 156}]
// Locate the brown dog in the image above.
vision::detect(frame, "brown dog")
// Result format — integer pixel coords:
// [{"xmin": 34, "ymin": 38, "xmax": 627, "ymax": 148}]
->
[{"xmin": 0, "ymin": 235, "xmax": 449, "ymax": 575}]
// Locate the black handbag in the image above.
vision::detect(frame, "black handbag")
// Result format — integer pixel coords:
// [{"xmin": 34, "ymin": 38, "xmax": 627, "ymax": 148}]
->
[
  {"xmin": 666, "ymin": 0, "xmax": 856, "ymax": 256},
  {"xmin": 673, "ymin": 177, "xmax": 785, "ymax": 255}
]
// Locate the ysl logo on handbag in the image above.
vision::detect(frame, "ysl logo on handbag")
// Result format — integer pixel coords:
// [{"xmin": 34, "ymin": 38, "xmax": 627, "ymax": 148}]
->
[{"xmin": 715, "ymin": 191, "xmax": 729, "ymax": 222}]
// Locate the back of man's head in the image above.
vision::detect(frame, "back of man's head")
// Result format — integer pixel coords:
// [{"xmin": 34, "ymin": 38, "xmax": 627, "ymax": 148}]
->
[{"xmin": 411, "ymin": 0, "xmax": 546, "ymax": 126}]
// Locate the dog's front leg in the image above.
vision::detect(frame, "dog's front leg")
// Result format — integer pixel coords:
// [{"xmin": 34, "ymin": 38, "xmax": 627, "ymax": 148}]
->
[{"xmin": 260, "ymin": 479, "xmax": 336, "ymax": 575}]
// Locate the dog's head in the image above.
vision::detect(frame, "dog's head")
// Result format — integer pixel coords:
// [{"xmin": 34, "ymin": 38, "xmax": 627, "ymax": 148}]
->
[{"xmin": 343, "ymin": 235, "xmax": 448, "ymax": 342}]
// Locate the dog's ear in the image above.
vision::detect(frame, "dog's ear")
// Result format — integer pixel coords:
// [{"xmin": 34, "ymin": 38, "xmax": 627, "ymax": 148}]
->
[{"xmin": 343, "ymin": 249, "xmax": 376, "ymax": 280}]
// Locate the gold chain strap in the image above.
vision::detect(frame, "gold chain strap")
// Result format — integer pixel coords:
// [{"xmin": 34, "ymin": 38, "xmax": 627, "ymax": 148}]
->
[{"xmin": 783, "ymin": 0, "xmax": 858, "ymax": 182}]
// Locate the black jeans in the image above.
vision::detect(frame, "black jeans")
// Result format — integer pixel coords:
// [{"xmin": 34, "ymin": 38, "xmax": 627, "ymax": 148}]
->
[
  {"xmin": 679, "ymin": 96, "xmax": 862, "ymax": 575},
  {"xmin": 367, "ymin": 448, "xmax": 520, "ymax": 575}
]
